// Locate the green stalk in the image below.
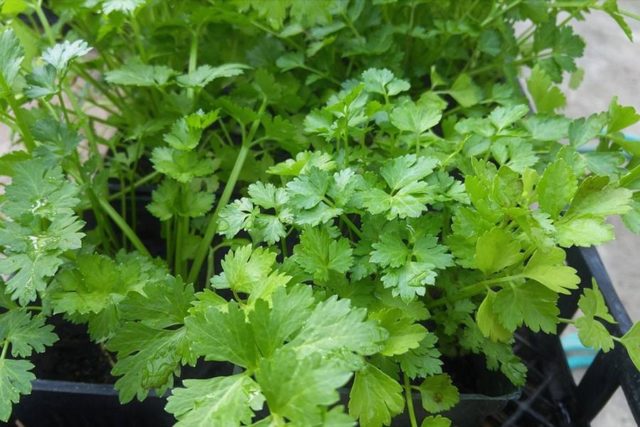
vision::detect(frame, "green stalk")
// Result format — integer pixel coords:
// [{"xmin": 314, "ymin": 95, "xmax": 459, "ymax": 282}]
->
[
  {"xmin": 403, "ymin": 374, "xmax": 418, "ymax": 427},
  {"xmin": 98, "ymin": 197, "xmax": 150, "ymax": 257},
  {"xmin": 0, "ymin": 340, "xmax": 8, "ymax": 360},
  {"xmin": 621, "ymin": 163, "xmax": 640, "ymax": 187},
  {"xmin": 187, "ymin": 99, "xmax": 267, "ymax": 283},
  {"xmin": 175, "ymin": 215, "xmax": 188, "ymax": 278},
  {"xmin": 108, "ymin": 171, "xmax": 160, "ymax": 201},
  {"xmin": 187, "ymin": 143, "xmax": 250, "ymax": 283},
  {"xmin": 426, "ymin": 274, "xmax": 522, "ymax": 309},
  {"xmin": 35, "ymin": 1, "xmax": 56, "ymax": 44},
  {"xmin": 0, "ymin": 77, "xmax": 35, "ymax": 152}
]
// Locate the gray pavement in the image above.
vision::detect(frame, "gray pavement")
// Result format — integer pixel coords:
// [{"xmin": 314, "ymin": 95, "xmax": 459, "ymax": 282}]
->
[{"xmin": 566, "ymin": 2, "xmax": 640, "ymax": 425}]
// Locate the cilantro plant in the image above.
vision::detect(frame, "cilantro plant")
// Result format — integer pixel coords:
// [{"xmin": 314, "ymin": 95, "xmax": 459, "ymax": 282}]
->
[{"xmin": 1, "ymin": 0, "xmax": 640, "ymax": 425}]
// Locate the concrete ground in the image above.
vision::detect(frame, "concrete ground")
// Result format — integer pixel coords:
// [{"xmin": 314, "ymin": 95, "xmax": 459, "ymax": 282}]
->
[
  {"xmin": 0, "ymin": 4, "xmax": 638, "ymax": 426},
  {"xmin": 565, "ymin": 1, "xmax": 640, "ymax": 425}
]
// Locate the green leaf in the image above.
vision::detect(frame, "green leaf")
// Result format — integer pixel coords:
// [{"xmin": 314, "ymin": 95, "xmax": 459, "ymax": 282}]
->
[
  {"xmin": 569, "ymin": 113, "xmax": 607, "ymax": 147},
  {"xmin": 537, "ymin": 159, "xmax": 577, "ymax": 219},
  {"xmin": 107, "ymin": 321, "xmax": 193, "ymax": 403},
  {"xmin": 163, "ymin": 110, "xmax": 219, "ymax": 151},
  {"xmin": 526, "ymin": 66, "xmax": 565, "ymax": 113},
  {"xmin": 607, "ymin": 97, "xmax": 640, "ymax": 133},
  {"xmin": 105, "ymin": 59, "xmax": 174, "ymax": 87},
  {"xmin": 148, "ymin": 179, "xmax": 214, "ymax": 220},
  {"xmin": 42, "ymin": 39, "xmax": 91, "ymax": 71},
  {"xmin": 211, "ymin": 245, "xmax": 290, "ymax": 307},
  {"xmin": 488, "ymin": 104, "xmax": 529, "ymax": 131},
  {"xmin": 565, "ymin": 176, "xmax": 632, "ymax": 219},
  {"xmin": 177, "ymin": 63, "xmax": 249, "ymax": 88},
  {"xmin": 288, "ymin": 295, "xmax": 386, "ymax": 358},
  {"xmin": 395, "ymin": 333, "xmax": 442, "ymax": 379},
  {"xmin": 448, "ymin": 73, "xmax": 482, "ymax": 107},
  {"xmin": 362, "ymin": 155, "xmax": 437, "ymax": 220},
  {"xmin": 0, "ymin": 29, "xmax": 24, "ymax": 90},
  {"xmin": 575, "ymin": 316, "xmax": 614, "ymax": 352},
  {"xmin": 493, "ymin": 283, "xmax": 559, "ymax": 333},
  {"xmin": 475, "ymin": 227, "xmax": 521, "ymax": 275},
  {"xmin": 186, "ymin": 301, "xmax": 258, "ymax": 369},
  {"xmin": 578, "ymin": 280, "xmax": 615, "ymax": 323},
  {"xmin": 390, "ymin": 101, "xmax": 441, "ymax": 135},
  {"xmin": 621, "ymin": 323, "xmax": 640, "ymax": 371},
  {"xmin": 101, "ymin": 0, "xmax": 145, "ymax": 14},
  {"xmin": 419, "ymin": 374, "xmax": 459, "ymax": 413},
  {"xmin": 293, "ymin": 227, "xmax": 353, "ymax": 282},
  {"xmin": 151, "ymin": 147, "xmax": 218, "ymax": 182},
  {"xmin": 556, "ymin": 217, "xmax": 615, "ymax": 247},
  {"xmin": 24, "ymin": 64, "xmax": 57, "ymax": 99},
  {"xmin": 0, "ymin": 358, "xmax": 34, "ymax": 422},
  {"xmin": 248, "ymin": 285, "xmax": 316, "ymax": 358},
  {"xmin": 166, "ymin": 374, "xmax": 263, "ymax": 427},
  {"xmin": 257, "ymin": 349, "xmax": 352, "ymax": 425},
  {"xmin": 362, "ymin": 68, "xmax": 409, "ymax": 97},
  {"xmin": 522, "ymin": 248, "xmax": 580, "ymax": 294},
  {"xmin": 421, "ymin": 415, "xmax": 452, "ymax": 427},
  {"xmin": 476, "ymin": 291, "xmax": 511, "ymax": 342},
  {"xmin": 0, "ymin": 310, "xmax": 57, "ymax": 357},
  {"xmin": 370, "ymin": 309, "xmax": 426, "ymax": 356},
  {"xmin": 349, "ymin": 362, "xmax": 404, "ymax": 427},
  {"xmin": 49, "ymin": 254, "xmax": 146, "ymax": 316}
]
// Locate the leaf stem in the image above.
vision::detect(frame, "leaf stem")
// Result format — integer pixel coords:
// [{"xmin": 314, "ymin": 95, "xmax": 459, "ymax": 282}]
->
[
  {"xmin": 621, "ymin": 163, "xmax": 640, "ymax": 187},
  {"xmin": 108, "ymin": 171, "xmax": 160, "ymax": 200},
  {"xmin": 97, "ymin": 197, "xmax": 150, "ymax": 257},
  {"xmin": 426, "ymin": 274, "xmax": 522, "ymax": 309},
  {"xmin": 403, "ymin": 373, "xmax": 418, "ymax": 427},
  {"xmin": 35, "ymin": 1, "xmax": 56, "ymax": 44},
  {"xmin": 187, "ymin": 99, "xmax": 267, "ymax": 283}
]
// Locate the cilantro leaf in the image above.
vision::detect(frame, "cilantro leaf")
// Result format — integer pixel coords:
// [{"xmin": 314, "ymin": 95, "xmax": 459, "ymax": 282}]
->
[
  {"xmin": 537, "ymin": 159, "xmax": 577, "ymax": 219},
  {"xmin": 421, "ymin": 415, "xmax": 452, "ymax": 427},
  {"xmin": 362, "ymin": 68, "xmax": 409, "ymax": 98},
  {"xmin": 370, "ymin": 309, "xmax": 427, "ymax": 356},
  {"xmin": 493, "ymin": 283, "xmax": 559, "ymax": 333},
  {"xmin": 151, "ymin": 148, "xmax": 218, "ymax": 182},
  {"xmin": 0, "ymin": 29, "xmax": 24, "ymax": 91},
  {"xmin": 576, "ymin": 316, "xmax": 614, "ymax": 352},
  {"xmin": 476, "ymin": 291, "xmax": 512, "ymax": 342},
  {"xmin": 349, "ymin": 362, "xmax": 405, "ymax": 427},
  {"xmin": 522, "ymin": 248, "xmax": 580, "ymax": 294},
  {"xmin": 390, "ymin": 101, "xmax": 441, "ymax": 136},
  {"xmin": 396, "ymin": 333, "xmax": 443, "ymax": 379},
  {"xmin": 166, "ymin": 374, "xmax": 263, "ymax": 427},
  {"xmin": 621, "ymin": 323, "xmax": 640, "ymax": 371},
  {"xmin": 101, "ymin": 0, "xmax": 145, "ymax": 14},
  {"xmin": 293, "ymin": 226, "xmax": 353, "ymax": 283},
  {"xmin": 106, "ymin": 59, "xmax": 174, "ymax": 87},
  {"xmin": 0, "ymin": 310, "xmax": 57, "ymax": 357},
  {"xmin": 163, "ymin": 110, "xmax": 219, "ymax": 151},
  {"xmin": 419, "ymin": 374, "xmax": 459, "ymax": 413},
  {"xmin": 177, "ymin": 63, "xmax": 250, "ymax": 88},
  {"xmin": 42, "ymin": 39, "xmax": 91, "ymax": 71},
  {"xmin": 148, "ymin": 179, "xmax": 214, "ymax": 220},
  {"xmin": 24, "ymin": 65, "xmax": 57, "ymax": 99},
  {"xmin": 475, "ymin": 227, "xmax": 521, "ymax": 275},
  {"xmin": 211, "ymin": 245, "xmax": 290, "ymax": 307},
  {"xmin": 362, "ymin": 155, "xmax": 438, "ymax": 220},
  {"xmin": 48, "ymin": 254, "xmax": 146, "ymax": 316},
  {"xmin": 0, "ymin": 358, "xmax": 34, "ymax": 422},
  {"xmin": 526, "ymin": 66, "xmax": 565, "ymax": 113},
  {"xmin": 288, "ymin": 294, "xmax": 386, "ymax": 358},
  {"xmin": 186, "ymin": 301, "xmax": 258, "ymax": 369},
  {"xmin": 257, "ymin": 349, "xmax": 352, "ymax": 425},
  {"xmin": 578, "ymin": 280, "xmax": 615, "ymax": 323},
  {"xmin": 108, "ymin": 322, "xmax": 194, "ymax": 403}
]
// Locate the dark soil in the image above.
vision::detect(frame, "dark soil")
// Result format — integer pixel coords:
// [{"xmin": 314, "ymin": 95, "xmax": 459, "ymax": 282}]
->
[{"xmin": 31, "ymin": 316, "xmax": 115, "ymax": 383}]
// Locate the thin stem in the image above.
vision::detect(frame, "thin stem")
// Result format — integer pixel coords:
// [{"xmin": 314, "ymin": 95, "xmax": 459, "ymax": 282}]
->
[
  {"xmin": 108, "ymin": 171, "xmax": 160, "ymax": 200},
  {"xmin": 0, "ymin": 340, "xmax": 8, "ymax": 360},
  {"xmin": 0, "ymin": 77, "xmax": 36, "ymax": 152},
  {"xmin": 426, "ymin": 274, "xmax": 522, "ymax": 309},
  {"xmin": 187, "ymin": 99, "xmax": 267, "ymax": 283},
  {"xmin": 403, "ymin": 374, "xmax": 418, "ymax": 427},
  {"xmin": 340, "ymin": 215, "xmax": 363, "ymax": 239},
  {"xmin": 621, "ymin": 163, "xmax": 640, "ymax": 187},
  {"xmin": 187, "ymin": 143, "xmax": 251, "ymax": 283},
  {"xmin": 98, "ymin": 197, "xmax": 150, "ymax": 256},
  {"xmin": 35, "ymin": 1, "xmax": 56, "ymax": 44}
]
